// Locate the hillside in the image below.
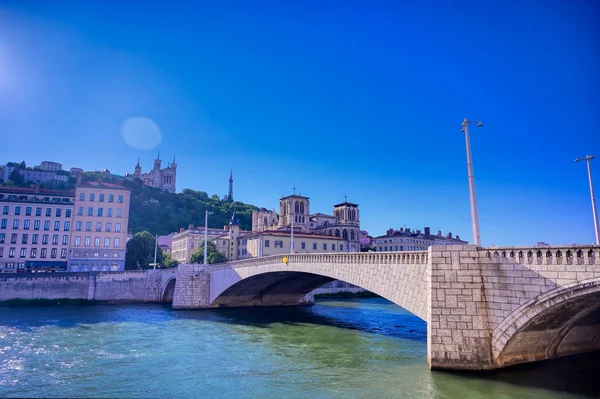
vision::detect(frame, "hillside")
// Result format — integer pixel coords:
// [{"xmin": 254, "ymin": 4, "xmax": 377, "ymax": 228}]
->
[{"xmin": 123, "ymin": 180, "xmax": 258, "ymax": 235}]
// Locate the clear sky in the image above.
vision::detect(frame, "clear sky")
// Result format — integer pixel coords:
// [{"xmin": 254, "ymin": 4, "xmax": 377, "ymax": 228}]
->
[{"xmin": 1, "ymin": 0, "xmax": 599, "ymax": 246}]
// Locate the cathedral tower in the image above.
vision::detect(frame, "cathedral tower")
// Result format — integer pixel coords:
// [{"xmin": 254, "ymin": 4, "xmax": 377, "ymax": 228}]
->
[{"xmin": 278, "ymin": 190, "xmax": 310, "ymax": 233}]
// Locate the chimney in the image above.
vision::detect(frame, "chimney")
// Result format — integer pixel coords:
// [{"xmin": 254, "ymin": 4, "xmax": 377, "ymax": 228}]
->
[
  {"xmin": 456, "ymin": 235, "xmax": 460, "ymax": 240},
  {"xmin": 424, "ymin": 227, "xmax": 431, "ymax": 236},
  {"xmin": 188, "ymin": 224, "xmax": 194, "ymax": 230},
  {"xmin": 405, "ymin": 228, "xmax": 411, "ymax": 234},
  {"xmin": 386, "ymin": 228, "xmax": 394, "ymax": 236},
  {"xmin": 437, "ymin": 230, "xmax": 442, "ymax": 237},
  {"xmin": 399, "ymin": 227, "xmax": 404, "ymax": 233},
  {"xmin": 179, "ymin": 228, "xmax": 185, "ymax": 233},
  {"xmin": 447, "ymin": 232, "xmax": 453, "ymax": 239},
  {"xmin": 416, "ymin": 229, "xmax": 421, "ymax": 235}
]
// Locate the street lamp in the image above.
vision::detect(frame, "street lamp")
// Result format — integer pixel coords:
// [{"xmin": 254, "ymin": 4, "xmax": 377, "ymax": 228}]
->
[
  {"xmin": 461, "ymin": 118, "xmax": 484, "ymax": 247},
  {"xmin": 575, "ymin": 155, "xmax": 599, "ymax": 244},
  {"xmin": 204, "ymin": 210, "xmax": 213, "ymax": 265},
  {"xmin": 153, "ymin": 233, "xmax": 158, "ymax": 269}
]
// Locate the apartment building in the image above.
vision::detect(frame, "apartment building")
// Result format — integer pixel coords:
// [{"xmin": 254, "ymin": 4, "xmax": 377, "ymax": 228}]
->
[
  {"xmin": 0, "ymin": 186, "xmax": 75, "ymax": 272},
  {"xmin": 67, "ymin": 182, "xmax": 131, "ymax": 272}
]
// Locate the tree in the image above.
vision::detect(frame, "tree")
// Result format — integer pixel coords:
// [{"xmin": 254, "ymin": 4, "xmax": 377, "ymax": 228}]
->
[
  {"xmin": 189, "ymin": 240, "xmax": 228, "ymax": 264},
  {"xmin": 8, "ymin": 169, "xmax": 24, "ymax": 186},
  {"xmin": 162, "ymin": 253, "xmax": 179, "ymax": 268},
  {"xmin": 125, "ymin": 231, "xmax": 164, "ymax": 270}
]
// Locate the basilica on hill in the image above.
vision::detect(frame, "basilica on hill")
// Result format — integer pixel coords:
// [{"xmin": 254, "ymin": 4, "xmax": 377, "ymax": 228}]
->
[{"xmin": 130, "ymin": 153, "xmax": 177, "ymax": 193}]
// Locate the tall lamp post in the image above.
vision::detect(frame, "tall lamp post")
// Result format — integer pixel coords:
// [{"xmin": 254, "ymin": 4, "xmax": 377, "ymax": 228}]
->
[
  {"xmin": 204, "ymin": 210, "xmax": 213, "ymax": 265},
  {"xmin": 575, "ymin": 155, "xmax": 599, "ymax": 244},
  {"xmin": 153, "ymin": 233, "xmax": 158, "ymax": 270},
  {"xmin": 461, "ymin": 118, "xmax": 484, "ymax": 247}
]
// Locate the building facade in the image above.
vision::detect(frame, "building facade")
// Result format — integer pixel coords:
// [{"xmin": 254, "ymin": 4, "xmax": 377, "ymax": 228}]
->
[
  {"xmin": 40, "ymin": 161, "xmax": 63, "ymax": 171},
  {"xmin": 374, "ymin": 227, "xmax": 467, "ymax": 252},
  {"xmin": 67, "ymin": 182, "xmax": 131, "ymax": 272},
  {"xmin": 0, "ymin": 187, "xmax": 75, "ymax": 272},
  {"xmin": 130, "ymin": 154, "xmax": 177, "ymax": 193}
]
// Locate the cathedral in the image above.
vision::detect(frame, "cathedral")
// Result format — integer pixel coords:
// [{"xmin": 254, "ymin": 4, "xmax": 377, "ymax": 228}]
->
[
  {"xmin": 252, "ymin": 192, "xmax": 361, "ymax": 252},
  {"xmin": 130, "ymin": 153, "xmax": 177, "ymax": 193}
]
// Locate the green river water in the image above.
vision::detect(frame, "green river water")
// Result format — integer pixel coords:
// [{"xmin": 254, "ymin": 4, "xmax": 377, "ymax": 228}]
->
[{"xmin": 0, "ymin": 298, "xmax": 598, "ymax": 398}]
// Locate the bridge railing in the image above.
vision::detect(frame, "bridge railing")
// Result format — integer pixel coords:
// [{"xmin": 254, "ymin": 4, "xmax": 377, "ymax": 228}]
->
[
  {"xmin": 210, "ymin": 251, "xmax": 429, "ymax": 270},
  {"xmin": 479, "ymin": 245, "xmax": 600, "ymax": 266}
]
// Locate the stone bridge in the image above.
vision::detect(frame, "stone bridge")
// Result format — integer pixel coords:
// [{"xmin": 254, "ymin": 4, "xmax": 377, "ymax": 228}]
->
[{"xmin": 170, "ymin": 244, "xmax": 600, "ymax": 371}]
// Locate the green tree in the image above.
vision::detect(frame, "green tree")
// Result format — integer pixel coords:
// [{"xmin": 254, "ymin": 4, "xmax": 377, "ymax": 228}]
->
[
  {"xmin": 162, "ymin": 253, "xmax": 179, "ymax": 268},
  {"xmin": 8, "ymin": 169, "xmax": 24, "ymax": 186},
  {"xmin": 125, "ymin": 231, "xmax": 164, "ymax": 270},
  {"xmin": 189, "ymin": 240, "xmax": 228, "ymax": 264}
]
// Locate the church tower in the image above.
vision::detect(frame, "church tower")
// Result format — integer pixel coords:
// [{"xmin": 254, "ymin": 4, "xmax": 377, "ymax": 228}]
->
[
  {"xmin": 278, "ymin": 190, "xmax": 310, "ymax": 233},
  {"xmin": 153, "ymin": 151, "xmax": 162, "ymax": 170},
  {"xmin": 333, "ymin": 198, "xmax": 360, "ymax": 226},
  {"xmin": 134, "ymin": 159, "xmax": 142, "ymax": 175},
  {"xmin": 228, "ymin": 211, "xmax": 241, "ymax": 261}
]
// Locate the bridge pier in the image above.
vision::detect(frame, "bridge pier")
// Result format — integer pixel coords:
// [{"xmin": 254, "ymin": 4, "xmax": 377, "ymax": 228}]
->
[{"xmin": 172, "ymin": 264, "xmax": 212, "ymax": 309}]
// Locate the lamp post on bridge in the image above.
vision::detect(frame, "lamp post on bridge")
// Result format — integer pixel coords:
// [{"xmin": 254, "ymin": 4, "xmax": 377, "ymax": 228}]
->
[
  {"xmin": 461, "ymin": 118, "xmax": 484, "ymax": 247},
  {"xmin": 204, "ymin": 210, "xmax": 213, "ymax": 265},
  {"xmin": 575, "ymin": 155, "xmax": 599, "ymax": 244}
]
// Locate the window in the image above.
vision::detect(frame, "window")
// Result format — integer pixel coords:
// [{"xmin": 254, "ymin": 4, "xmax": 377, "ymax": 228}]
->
[
  {"xmin": 42, "ymin": 234, "xmax": 49, "ymax": 244},
  {"xmin": 52, "ymin": 235, "xmax": 59, "ymax": 245},
  {"xmin": 1, "ymin": 219, "xmax": 6, "ymax": 229},
  {"xmin": 2, "ymin": 206, "xmax": 8, "ymax": 215},
  {"xmin": 107, "ymin": 208, "xmax": 113, "ymax": 217},
  {"xmin": 93, "ymin": 252, "xmax": 99, "ymax": 257},
  {"xmin": 84, "ymin": 237, "xmax": 91, "ymax": 247},
  {"xmin": 87, "ymin": 207, "xmax": 93, "ymax": 216},
  {"xmin": 99, "ymin": 194, "xmax": 105, "ymax": 202},
  {"xmin": 66, "ymin": 209, "xmax": 71, "ymax": 218},
  {"xmin": 54, "ymin": 221, "xmax": 60, "ymax": 231},
  {"xmin": 64, "ymin": 221, "xmax": 70, "ymax": 231},
  {"xmin": 118, "ymin": 195, "xmax": 123, "ymax": 203},
  {"xmin": 44, "ymin": 221, "xmax": 50, "ymax": 230},
  {"xmin": 274, "ymin": 240, "xmax": 283, "ymax": 248},
  {"xmin": 89, "ymin": 193, "xmax": 95, "ymax": 202},
  {"xmin": 78, "ymin": 207, "xmax": 83, "ymax": 216},
  {"xmin": 56, "ymin": 208, "xmax": 62, "ymax": 217},
  {"xmin": 22, "ymin": 234, "xmax": 28, "ymax": 244},
  {"xmin": 51, "ymin": 248, "xmax": 57, "ymax": 258},
  {"xmin": 34, "ymin": 220, "xmax": 40, "ymax": 230},
  {"xmin": 103, "ymin": 252, "xmax": 109, "ymax": 257},
  {"xmin": 115, "ymin": 223, "xmax": 121, "ymax": 232},
  {"xmin": 9, "ymin": 247, "xmax": 15, "ymax": 258},
  {"xmin": 301, "ymin": 242, "xmax": 306, "ymax": 249},
  {"xmin": 61, "ymin": 249, "xmax": 67, "ymax": 258},
  {"xmin": 109, "ymin": 194, "xmax": 114, "ymax": 203},
  {"xmin": 340, "ymin": 245, "xmax": 343, "ymax": 251},
  {"xmin": 0, "ymin": 233, "xmax": 4, "ymax": 243},
  {"xmin": 114, "ymin": 238, "xmax": 120, "ymax": 248},
  {"xmin": 97, "ymin": 208, "xmax": 103, "ymax": 217},
  {"xmin": 94, "ymin": 237, "xmax": 100, "ymax": 247},
  {"xmin": 15, "ymin": 206, "xmax": 21, "ymax": 215},
  {"xmin": 264, "ymin": 240, "xmax": 270, "ymax": 247},
  {"xmin": 20, "ymin": 248, "xmax": 26, "ymax": 258},
  {"xmin": 116, "ymin": 208, "xmax": 122, "ymax": 217},
  {"xmin": 113, "ymin": 252, "xmax": 119, "ymax": 258},
  {"xmin": 74, "ymin": 236, "xmax": 81, "ymax": 247},
  {"xmin": 25, "ymin": 207, "xmax": 31, "ymax": 216},
  {"xmin": 32, "ymin": 234, "xmax": 38, "ymax": 244},
  {"xmin": 30, "ymin": 248, "xmax": 37, "ymax": 258},
  {"xmin": 332, "ymin": 244, "xmax": 336, "ymax": 251},
  {"xmin": 35, "ymin": 207, "xmax": 42, "ymax": 216},
  {"xmin": 24, "ymin": 220, "xmax": 30, "ymax": 230},
  {"xmin": 46, "ymin": 208, "xmax": 51, "ymax": 217},
  {"xmin": 41, "ymin": 248, "xmax": 47, "ymax": 258},
  {"xmin": 11, "ymin": 233, "xmax": 17, "ymax": 244},
  {"xmin": 384, "ymin": 246, "xmax": 387, "ymax": 251},
  {"xmin": 105, "ymin": 223, "xmax": 111, "ymax": 232},
  {"xmin": 62, "ymin": 235, "xmax": 69, "ymax": 245},
  {"xmin": 86, "ymin": 222, "xmax": 92, "ymax": 231},
  {"xmin": 190, "ymin": 241, "xmax": 194, "ymax": 248},
  {"xmin": 79, "ymin": 193, "xmax": 85, "ymax": 201},
  {"xmin": 104, "ymin": 238, "xmax": 110, "ymax": 247},
  {"xmin": 12, "ymin": 219, "xmax": 19, "ymax": 229},
  {"xmin": 313, "ymin": 243, "xmax": 317, "ymax": 250},
  {"xmin": 323, "ymin": 244, "xmax": 327, "ymax": 250},
  {"xmin": 96, "ymin": 222, "xmax": 102, "ymax": 232},
  {"xmin": 76, "ymin": 221, "xmax": 82, "ymax": 231}
]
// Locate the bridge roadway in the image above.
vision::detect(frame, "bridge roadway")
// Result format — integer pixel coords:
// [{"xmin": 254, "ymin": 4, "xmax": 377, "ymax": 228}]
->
[{"xmin": 168, "ymin": 244, "xmax": 600, "ymax": 371}]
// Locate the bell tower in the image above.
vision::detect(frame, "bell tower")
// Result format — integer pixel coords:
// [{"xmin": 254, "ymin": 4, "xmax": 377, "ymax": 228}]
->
[{"xmin": 278, "ymin": 188, "xmax": 310, "ymax": 233}]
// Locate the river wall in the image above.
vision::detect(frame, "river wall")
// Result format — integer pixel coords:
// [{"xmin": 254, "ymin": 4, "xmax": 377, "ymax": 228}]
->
[{"xmin": 0, "ymin": 269, "xmax": 176, "ymax": 303}]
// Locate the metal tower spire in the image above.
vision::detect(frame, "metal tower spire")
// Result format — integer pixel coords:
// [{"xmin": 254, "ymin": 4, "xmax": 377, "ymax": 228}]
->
[{"xmin": 228, "ymin": 169, "xmax": 234, "ymax": 202}]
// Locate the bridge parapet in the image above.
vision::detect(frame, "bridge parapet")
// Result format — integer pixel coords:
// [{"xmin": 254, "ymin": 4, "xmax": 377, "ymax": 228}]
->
[{"xmin": 479, "ymin": 244, "xmax": 599, "ymax": 266}]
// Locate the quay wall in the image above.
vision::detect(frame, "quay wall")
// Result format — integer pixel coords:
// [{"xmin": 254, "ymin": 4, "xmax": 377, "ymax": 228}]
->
[{"xmin": 0, "ymin": 269, "xmax": 176, "ymax": 303}]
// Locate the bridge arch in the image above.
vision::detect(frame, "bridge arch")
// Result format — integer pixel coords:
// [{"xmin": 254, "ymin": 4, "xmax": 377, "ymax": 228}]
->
[
  {"xmin": 161, "ymin": 277, "xmax": 177, "ymax": 302},
  {"xmin": 492, "ymin": 278, "xmax": 600, "ymax": 367},
  {"xmin": 208, "ymin": 253, "xmax": 429, "ymax": 321}
]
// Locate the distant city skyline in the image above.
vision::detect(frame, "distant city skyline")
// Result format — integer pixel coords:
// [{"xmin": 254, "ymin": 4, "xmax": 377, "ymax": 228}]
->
[{"xmin": 1, "ymin": 1, "xmax": 599, "ymax": 245}]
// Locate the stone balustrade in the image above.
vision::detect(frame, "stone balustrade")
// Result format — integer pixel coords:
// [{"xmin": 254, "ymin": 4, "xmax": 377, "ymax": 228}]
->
[{"xmin": 480, "ymin": 245, "xmax": 599, "ymax": 266}]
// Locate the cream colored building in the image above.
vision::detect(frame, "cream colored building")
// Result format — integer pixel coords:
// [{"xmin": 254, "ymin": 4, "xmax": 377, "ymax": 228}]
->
[
  {"xmin": 0, "ymin": 187, "xmax": 75, "ymax": 272},
  {"xmin": 171, "ymin": 223, "xmax": 250, "ymax": 263},
  {"xmin": 68, "ymin": 182, "xmax": 131, "ymax": 272}
]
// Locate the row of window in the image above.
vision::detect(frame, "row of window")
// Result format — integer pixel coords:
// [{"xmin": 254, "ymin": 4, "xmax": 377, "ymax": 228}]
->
[
  {"xmin": 74, "ymin": 221, "xmax": 121, "ymax": 232},
  {"xmin": 0, "ymin": 247, "xmax": 67, "ymax": 259},
  {"xmin": 72, "ymin": 236, "xmax": 121, "ymax": 248},
  {"xmin": 78, "ymin": 193, "xmax": 124, "ymax": 203},
  {"xmin": 76, "ymin": 207, "xmax": 124, "ymax": 217},
  {"xmin": 71, "ymin": 251, "xmax": 120, "ymax": 258},
  {"xmin": 0, "ymin": 219, "xmax": 70, "ymax": 231},
  {"xmin": 264, "ymin": 240, "xmax": 342, "ymax": 251},
  {"xmin": 0, "ymin": 233, "xmax": 69, "ymax": 245},
  {"xmin": 378, "ymin": 246, "xmax": 427, "ymax": 251},
  {"xmin": 379, "ymin": 238, "xmax": 431, "ymax": 244},
  {"xmin": 2, "ymin": 206, "xmax": 72, "ymax": 218},
  {"xmin": 70, "ymin": 264, "xmax": 121, "ymax": 272}
]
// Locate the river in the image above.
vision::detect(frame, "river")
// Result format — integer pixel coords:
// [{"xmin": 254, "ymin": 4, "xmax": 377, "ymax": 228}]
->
[{"xmin": 0, "ymin": 298, "xmax": 598, "ymax": 398}]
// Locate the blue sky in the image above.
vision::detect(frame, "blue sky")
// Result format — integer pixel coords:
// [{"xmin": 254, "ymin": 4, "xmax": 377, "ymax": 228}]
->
[{"xmin": 0, "ymin": 0, "xmax": 599, "ymax": 245}]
